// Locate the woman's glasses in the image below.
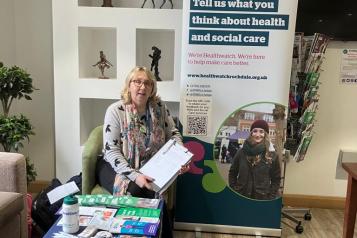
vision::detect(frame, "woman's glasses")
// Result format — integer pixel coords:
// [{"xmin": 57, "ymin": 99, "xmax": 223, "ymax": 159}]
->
[{"xmin": 131, "ymin": 79, "xmax": 153, "ymax": 88}]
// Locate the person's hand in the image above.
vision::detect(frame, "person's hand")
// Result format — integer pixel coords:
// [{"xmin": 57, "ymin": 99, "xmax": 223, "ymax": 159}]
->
[
  {"xmin": 179, "ymin": 163, "xmax": 191, "ymax": 175},
  {"xmin": 135, "ymin": 174, "xmax": 154, "ymax": 190}
]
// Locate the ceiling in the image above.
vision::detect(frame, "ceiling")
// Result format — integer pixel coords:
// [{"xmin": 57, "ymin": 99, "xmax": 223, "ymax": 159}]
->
[{"xmin": 295, "ymin": 0, "xmax": 357, "ymax": 40}]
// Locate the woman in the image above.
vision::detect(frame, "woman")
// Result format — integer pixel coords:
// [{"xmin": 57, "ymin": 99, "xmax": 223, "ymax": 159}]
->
[
  {"xmin": 228, "ymin": 119, "xmax": 281, "ymax": 200},
  {"xmin": 97, "ymin": 66, "xmax": 188, "ymax": 237}
]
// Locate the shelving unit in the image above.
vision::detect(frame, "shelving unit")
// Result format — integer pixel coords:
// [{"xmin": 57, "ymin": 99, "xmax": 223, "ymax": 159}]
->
[
  {"xmin": 78, "ymin": 0, "xmax": 183, "ymax": 9},
  {"xmin": 53, "ymin": 0, "xmax": 182, "ymax": 181}
]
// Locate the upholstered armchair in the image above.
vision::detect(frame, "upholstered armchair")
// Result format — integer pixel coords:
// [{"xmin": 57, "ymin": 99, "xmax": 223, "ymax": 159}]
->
[
  {"xmin": 82, "ymin": 125, "xmax": 110, "ymax": 195},
  {"xmin": 0, "ymin": 152, "xmax": 28, "ymax": 238}
]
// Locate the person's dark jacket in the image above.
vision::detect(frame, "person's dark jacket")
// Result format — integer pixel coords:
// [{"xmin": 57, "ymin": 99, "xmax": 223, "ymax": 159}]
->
[{"xmin": 228, "ymin": 146, "xmax": 281, "ymax": 200}]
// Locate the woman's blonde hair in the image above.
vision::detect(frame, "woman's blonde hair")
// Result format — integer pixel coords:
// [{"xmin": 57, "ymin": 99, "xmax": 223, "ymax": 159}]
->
[{"xmin": 121, "ymin": 66, "xmax": 159, "ymax": 104}]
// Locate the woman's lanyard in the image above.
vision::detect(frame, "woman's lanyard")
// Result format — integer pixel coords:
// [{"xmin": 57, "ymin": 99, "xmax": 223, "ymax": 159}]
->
[{"xmin": 144, "ymin": 107, "xmax": 152, "ymax": 147}]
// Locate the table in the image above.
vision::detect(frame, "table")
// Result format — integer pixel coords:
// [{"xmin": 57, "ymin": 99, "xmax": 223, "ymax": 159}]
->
[
  {"xmin": 342, "ymin": 162, "xmax": 357, "ymax": 238},
  {"xmin": 44, "ymin": 214, "xmax": 161, "ymax": 238},
  {"xmin": 43, "ymin": 201, "xmax": 163, "ymax": 238}
]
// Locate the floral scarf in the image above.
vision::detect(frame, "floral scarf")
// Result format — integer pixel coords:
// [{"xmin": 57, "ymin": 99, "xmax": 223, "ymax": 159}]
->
[
  {"xmin": 242, "ymin": 139, "xmax": 268, "ymax": 166},
  {"xmin": 113, "ymin": 101, "xmax": 166, "ymax": 195}
]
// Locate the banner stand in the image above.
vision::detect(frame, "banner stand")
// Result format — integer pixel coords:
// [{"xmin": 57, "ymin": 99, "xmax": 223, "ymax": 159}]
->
[{"xmin": 176, "ymin": 0, "xmax": 298, "ymax": 236}]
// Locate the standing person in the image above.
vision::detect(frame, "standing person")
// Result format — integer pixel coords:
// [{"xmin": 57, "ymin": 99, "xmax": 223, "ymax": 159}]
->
[
  {"xmin": 96, "ymin": 66, "xmax": 189, "ymax": 237},
  {"xmin": 225, "ymin": 151, "xmax": 232, "ymax": 163},
  {"xmin": 228, "ymin": 120, "xmax": 281, "ymax": 200},
  {"xmin": 221, "ymin": 144, "xmax": 227, "ymax": 163}
]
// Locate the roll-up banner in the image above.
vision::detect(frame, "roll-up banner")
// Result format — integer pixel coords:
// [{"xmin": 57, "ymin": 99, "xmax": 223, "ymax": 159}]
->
[{"xmin": 176, "ymin": 0, "xmax": 298, "ymax": 236}]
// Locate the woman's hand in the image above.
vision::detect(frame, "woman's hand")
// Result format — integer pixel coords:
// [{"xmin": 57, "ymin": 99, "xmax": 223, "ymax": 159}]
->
[
  {"xmin": 179, "ymin": 163, "xmax": 191, "ymax": 175},
  {"xmin": 135, "ymin": 174, "xmax": 154, "ymax": 190}
]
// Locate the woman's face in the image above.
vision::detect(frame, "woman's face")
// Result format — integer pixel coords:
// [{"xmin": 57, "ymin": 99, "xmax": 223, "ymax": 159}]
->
[
  {"xmin": 251, "ymin": 128, "xmax": 265, "ymax": 144},
  {"xmin": 129, "ymin": 71, "xmax": 153, "ymax": 108}
]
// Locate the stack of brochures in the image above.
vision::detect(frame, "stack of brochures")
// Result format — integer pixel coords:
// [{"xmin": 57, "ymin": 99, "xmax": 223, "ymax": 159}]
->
[{"xmin": 76, "ymin": 194, "xmax": 160, "ymax": 209}]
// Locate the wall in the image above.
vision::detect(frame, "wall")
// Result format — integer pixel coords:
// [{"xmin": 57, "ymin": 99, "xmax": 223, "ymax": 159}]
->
[
  {"xmin": 284, "ymin": 41, "xmax": 357, "ymax": 197},
  {"xmin": 0, "ymin": 0, "xmax": 55, "ymax": 181},
  {"xmin": 0, "ymin": 0, "xmax": 15, "ymax": 65}
]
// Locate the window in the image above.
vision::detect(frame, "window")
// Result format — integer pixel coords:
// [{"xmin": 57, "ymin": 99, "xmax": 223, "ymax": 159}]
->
[
  {"xmin": 244, "ymin": 112, "xmax": 255, "ymax": 120},
  {"xmin": 263, "ymin": 114, "xmax": 274, "ymax": 123},
  {"xmin": 269, "ymin": 129, "xmax": 275, "ymax": 136},
  {"xmin": 242, "ymin": 125, "xmax": 250, "ymax": 132}
]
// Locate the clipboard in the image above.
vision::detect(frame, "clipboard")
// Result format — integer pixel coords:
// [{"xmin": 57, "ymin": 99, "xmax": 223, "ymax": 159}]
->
[{"xmin": 139, "ymin": 139, "xmax": 193, "ymax": 195}]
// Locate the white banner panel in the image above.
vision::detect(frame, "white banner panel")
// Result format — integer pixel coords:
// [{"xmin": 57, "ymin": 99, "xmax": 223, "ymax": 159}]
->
[{"xmin": 180, "ymin": 0, "xmax": 298, "ymax": 141}]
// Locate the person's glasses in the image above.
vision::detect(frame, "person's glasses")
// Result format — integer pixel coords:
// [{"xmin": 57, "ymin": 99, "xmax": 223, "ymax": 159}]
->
[{"xmin": 131, "ymin": 79, "xmax": 153, "ymax": 88}]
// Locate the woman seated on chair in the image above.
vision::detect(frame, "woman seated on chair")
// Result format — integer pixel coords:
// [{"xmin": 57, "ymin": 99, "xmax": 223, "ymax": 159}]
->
[{"xmin": 96, "ymin": 66, "xmax": 189, "ymax": 237}]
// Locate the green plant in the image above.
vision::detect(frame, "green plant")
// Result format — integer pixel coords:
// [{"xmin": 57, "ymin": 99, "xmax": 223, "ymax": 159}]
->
[
  {"xmin": 0, "ymin": 65, "xmax": 35, "ymax": 116},
  {"xmin": 26, "ymin": 156, "xmax": 37, "ymax": 183},
  {"xmin": 0, "ymin": 115, "xmax": 34, "ymax": 152},
  {"xmin": 0, "ymin": 62, "xmax": 37, "ymax": 183}
]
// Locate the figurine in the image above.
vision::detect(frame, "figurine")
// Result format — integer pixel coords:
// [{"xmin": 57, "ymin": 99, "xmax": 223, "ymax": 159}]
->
[
  {"xmin": 160, "ymin": 0, "xmax": 173, "ymax": 9},
  {"xmin": 92, "ymin": 51, "xmax": 113, "ymax": 79},
  {"xmin": 149, "ymin": 46, "xmax": 162, "ymax": 81},
  {"xmin": 141, "ymin": 0, "xmax": 174, "ymax": 9},
  {"xmin": 141, "ymin": 0, "xmax": 155, "ymax": 8},
  {"xmin": 102, "ymin": 0, "xmax": 113, "ymax": 7}
]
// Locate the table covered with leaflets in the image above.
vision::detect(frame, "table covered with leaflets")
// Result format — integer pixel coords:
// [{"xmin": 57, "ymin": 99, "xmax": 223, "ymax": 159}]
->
[{"xmin": 44, "ymin": 194, "xmax": 163, "ymax": 238}]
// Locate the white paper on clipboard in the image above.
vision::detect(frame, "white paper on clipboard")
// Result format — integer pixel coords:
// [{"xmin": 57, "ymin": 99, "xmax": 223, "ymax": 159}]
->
[{"xmin": 139, "ymin": 139, "xmax": 193, "ymax": 195}]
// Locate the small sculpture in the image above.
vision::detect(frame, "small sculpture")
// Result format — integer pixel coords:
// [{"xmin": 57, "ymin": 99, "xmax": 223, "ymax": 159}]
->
[
  {"xmin": 102, "ymin": 0, "xmax": 113, "ymax": 7},
  {"xmin": 149, "ymin": 46, "xmax": 162, "ymax": 81},
  {"xmin": 160, "ymin": 0, "xmax": 173, "ymax": 9},
  {"xmin": 141, "ymin": 0, "xmax": 155, "ymax": 8},
  {"xmin": 92, "ymin": 51, "xmax": 113, "ymax": 79},
  {"xmin": 141, "ymin": 0, "xmax": 173, "ymax": 9}
]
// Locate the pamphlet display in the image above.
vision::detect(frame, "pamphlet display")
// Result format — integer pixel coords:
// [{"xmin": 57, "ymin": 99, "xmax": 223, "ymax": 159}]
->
[{"xmin": 286, "ymin": 33, "xmax": 329, "ymax": 161}]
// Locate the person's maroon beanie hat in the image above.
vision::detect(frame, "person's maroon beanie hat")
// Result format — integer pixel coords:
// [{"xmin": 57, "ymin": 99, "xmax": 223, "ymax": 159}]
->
[{"xmin": 250, "ymin": 119, "xmax": 269, "ymax": 133}]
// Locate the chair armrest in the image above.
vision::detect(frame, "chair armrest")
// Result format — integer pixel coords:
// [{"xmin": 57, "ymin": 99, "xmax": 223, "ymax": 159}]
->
[
  {"xmin": 0, "ymin": 153, "xmax": 27, "ymax": 194},
  {"xmin": 0, "ymin": 152, "xmax": 27, "ymax": 237},
  {"xmin": 82, "ymin": 125, "xmax": 103, "ymax": 194},
  {"xmin": 0, "ymin": 192, "xmax": 24, "ymax": 227}
]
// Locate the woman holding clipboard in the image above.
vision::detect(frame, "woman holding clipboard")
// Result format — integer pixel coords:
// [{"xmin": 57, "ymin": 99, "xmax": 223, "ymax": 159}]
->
[{"xmin": 96, "ymin": 66, "xmax": 190, "ymax": 237}]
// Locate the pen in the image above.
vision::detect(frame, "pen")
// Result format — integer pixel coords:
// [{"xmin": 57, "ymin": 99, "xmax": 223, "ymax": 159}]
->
[{"xmin": 162, "ymin": 140, "xmax": 176, "ymax": 155}]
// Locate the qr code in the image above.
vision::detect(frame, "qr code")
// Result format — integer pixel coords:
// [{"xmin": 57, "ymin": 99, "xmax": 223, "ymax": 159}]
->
[{"xmin": 187, "ymin": 116, "xmax": 208, "ymax": 136}]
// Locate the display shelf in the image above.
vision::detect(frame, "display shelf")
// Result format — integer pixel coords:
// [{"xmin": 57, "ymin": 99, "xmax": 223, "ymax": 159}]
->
[
  {"xmin": 136, "ymin": 29, "xmax": 175, "ymax": 81},
  {"xmin": 77, "ymin": 7, "xmax": 183, "ymax": 100},
  {"xmin": 76, "ymin": 79, "xmax": 123, "ymax": 99},
  {"xmin": 80, "ymin": 98, "xmax": 116, "ymax": 145},
  {"xmin": 53, "ymin": 0, "xmax": 183, "ymax": 181},
  {"xmin": 79, "ymin": 27, "xmax": 117, "ymax": 79},
  {"xmin": 78, "ymin": 0, "xmax": 183, "ymax": 9}
]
